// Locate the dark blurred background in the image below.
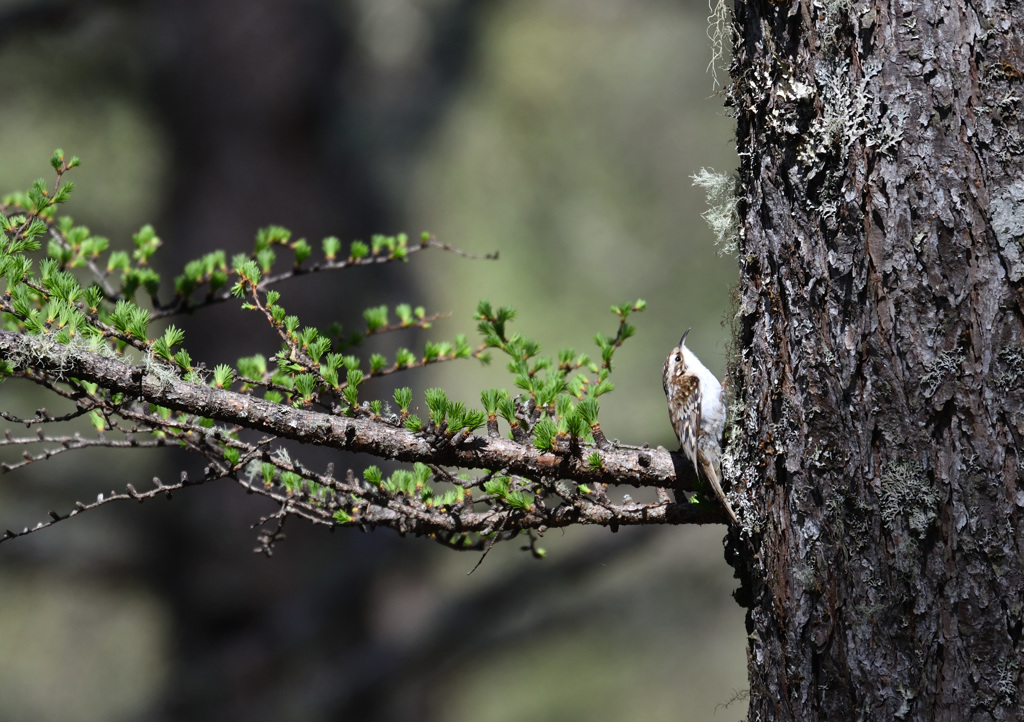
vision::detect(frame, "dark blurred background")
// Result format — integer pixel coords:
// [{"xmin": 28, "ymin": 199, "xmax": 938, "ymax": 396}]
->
[{"xmin": 0, "ymin": 0, "xmax": 744, "ymax": 720}]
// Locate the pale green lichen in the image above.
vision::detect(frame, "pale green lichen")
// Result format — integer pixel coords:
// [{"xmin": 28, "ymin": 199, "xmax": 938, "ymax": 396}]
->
[
  {"xmin": 143, "ymin": 352, "xmax": 185, "ymax": 388},
  {"xmin": 813, "ymin": 0, "xmax": 854, "ymax": 39},
  {"xmin": 719, "ymin": 394, "xmax": 765, "ymax": 531},
  {"xmin": 989, "ymin": 181, "xmax": 1024, "ymax": 281},
  {"xmin": 6, "ymin": 332, "xmax": 114, "ymax": 381},
  {"xmin": 994, "ymin": 345, "xmax": 1024, "ymax": 390},
  {"xmin": 879, "ymin": 460, "xmax": 940, "ymax": 536},
  {"xmin": 796, "ymin": 59, "xmax": 906, "ymax": 219},
  {"xmin": 920, "ymin": 347, "xmax": 965, "ymax": 398},
  {"xmin": 706, "ymin": 0, "xmax": 732, "ymax": 90},
  {"xmin": 996, "ymin": 657, "xmax": 1019, "ymax": 707},
  {"xmin": 692, "ymin": 167, "xmax": 739, "ymax": 255}
]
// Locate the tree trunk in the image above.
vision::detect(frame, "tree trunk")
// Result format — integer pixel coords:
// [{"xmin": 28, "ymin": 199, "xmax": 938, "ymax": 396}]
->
[{"xmin": 729, "ymin": 1, "xmax": 1024, "ymax": 719}]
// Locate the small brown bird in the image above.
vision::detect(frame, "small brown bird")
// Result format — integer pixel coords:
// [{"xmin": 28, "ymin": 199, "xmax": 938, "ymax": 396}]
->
[{"xmin": 662, "ymin": 329, "xmax": 737, "ymax": 524}]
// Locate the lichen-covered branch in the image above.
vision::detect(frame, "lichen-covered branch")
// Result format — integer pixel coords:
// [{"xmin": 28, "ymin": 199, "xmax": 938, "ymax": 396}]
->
[
  {"xmin": 0, "ymin": 328, "xmax": 719, "ymax": 549},
  {"xmin": 0, "ymin": 154, "xmax": 726, "ymax": 553}
]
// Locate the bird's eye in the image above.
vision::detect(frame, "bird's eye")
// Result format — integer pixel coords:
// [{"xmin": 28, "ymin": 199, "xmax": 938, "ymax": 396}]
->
[{"xmin": 674, "ymin": 353, "xmax": 681, "ymax": 362}]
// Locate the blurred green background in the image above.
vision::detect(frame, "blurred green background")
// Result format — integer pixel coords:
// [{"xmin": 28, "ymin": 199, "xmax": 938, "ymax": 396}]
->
[{"xmin": 0, "ymin": 1, "xmax": 744, "ymax": 720}]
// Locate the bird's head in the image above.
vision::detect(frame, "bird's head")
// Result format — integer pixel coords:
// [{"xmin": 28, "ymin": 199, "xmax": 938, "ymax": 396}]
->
[{"xmin": 662, "ymin": 327, "xmax": 692, "ymax": 393}]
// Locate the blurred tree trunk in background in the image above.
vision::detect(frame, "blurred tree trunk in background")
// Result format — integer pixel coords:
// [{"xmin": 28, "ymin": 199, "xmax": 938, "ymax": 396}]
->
[
  {"xmin": 135, "ymin": 1, "xmax": 492, "ymax": 719},
  {"xmin": 729, "ymin": 0, "xmax": 1024, "ymax": 718}
]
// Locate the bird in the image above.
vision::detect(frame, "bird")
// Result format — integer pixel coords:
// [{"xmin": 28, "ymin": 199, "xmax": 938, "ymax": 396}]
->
[{"xmin": 662, "ymin": 329, "xmax": 738, "ymax": 524}]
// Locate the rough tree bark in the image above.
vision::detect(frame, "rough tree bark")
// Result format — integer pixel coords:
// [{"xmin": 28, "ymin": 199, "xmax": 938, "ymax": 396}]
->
[{"xmin": 728, "ymin": 0, "xmax": 1024, "ymax": 719}]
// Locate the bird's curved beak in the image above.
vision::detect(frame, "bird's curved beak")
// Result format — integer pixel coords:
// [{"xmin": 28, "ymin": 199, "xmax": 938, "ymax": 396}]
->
[{"xmin": 679, "ymin": 328, "xmax": 691, "ymax": 346}]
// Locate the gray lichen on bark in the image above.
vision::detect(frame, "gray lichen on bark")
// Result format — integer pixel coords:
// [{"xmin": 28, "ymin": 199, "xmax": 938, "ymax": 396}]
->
[{"xmin": 989, "ymin": 180, "xmax": 1024, "ymax": 281}]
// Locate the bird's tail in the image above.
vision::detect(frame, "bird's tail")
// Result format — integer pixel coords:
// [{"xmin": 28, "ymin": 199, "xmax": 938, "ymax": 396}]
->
[{"xmin": 701, "ymin": 453, "xmax": 739, "ymax": 525}]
